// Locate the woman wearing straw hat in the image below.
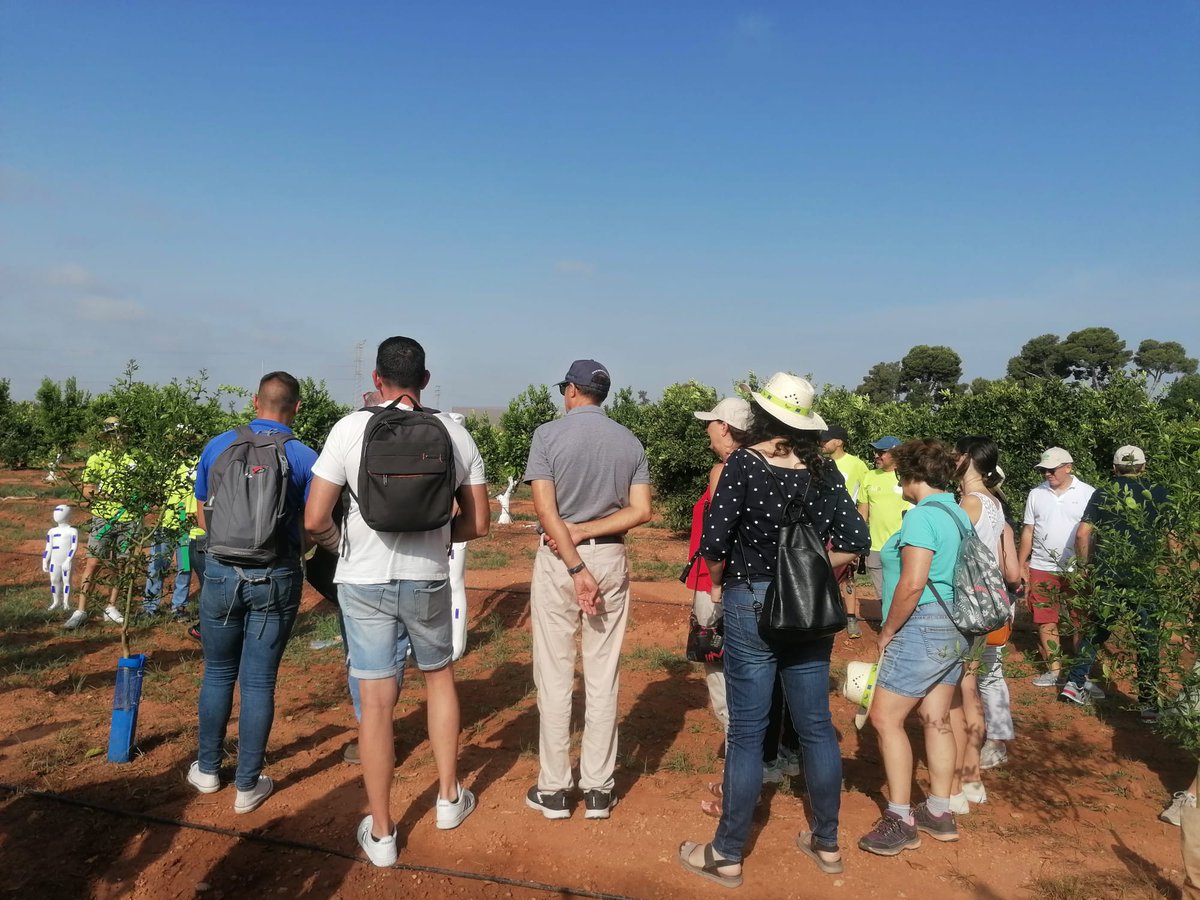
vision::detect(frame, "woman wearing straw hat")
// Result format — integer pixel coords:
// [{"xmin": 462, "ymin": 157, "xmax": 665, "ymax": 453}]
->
[
  {"xmin": 678, "ymin": 373, "xmax": 869, "ymax": 887},
  {"xmin": 857, "ymin": 439, "xmax": 973, "ymax": 857}
]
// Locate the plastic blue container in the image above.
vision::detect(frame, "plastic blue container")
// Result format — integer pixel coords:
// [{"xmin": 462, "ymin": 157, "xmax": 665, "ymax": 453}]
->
[{"xmin": 107, "ymin": 654, "xmax": 146, "ymax": 763}]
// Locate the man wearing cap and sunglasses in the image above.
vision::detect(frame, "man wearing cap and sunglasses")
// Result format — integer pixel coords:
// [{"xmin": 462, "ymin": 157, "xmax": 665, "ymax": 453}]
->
[
  {"xmin": 857, "ymin": 437, "xmax": 912, "ymax": 624},
  {"xmin": 1019, "ymin": 447, "xmax": 1095, "ymax": 689},
  {"xmin": 523, "ymin": 359, "xmax": 652, "ymax": 821}
]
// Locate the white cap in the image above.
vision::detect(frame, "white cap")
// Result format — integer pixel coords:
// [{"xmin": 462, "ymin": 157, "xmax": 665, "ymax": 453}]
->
[
  {"xmin": 1113, "ymin": 445, "xmax": 1146, "ymax": 466},
  {"xmin": 694, "ymin": 397, "xmax": 753, "ymax": 432},
  {"xmin": 1037, "ymin": 447, "xmax": 1073, "ymax": 470}
]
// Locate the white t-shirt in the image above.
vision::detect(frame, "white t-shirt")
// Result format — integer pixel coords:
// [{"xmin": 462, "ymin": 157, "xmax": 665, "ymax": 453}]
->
[
  {"xmin": 1022, "ymin": 476, "xmax": 1095, "ymax": 572},
  {"xmin": 311, "ymin": 407, "xmax": 487, "ymax": 584}
]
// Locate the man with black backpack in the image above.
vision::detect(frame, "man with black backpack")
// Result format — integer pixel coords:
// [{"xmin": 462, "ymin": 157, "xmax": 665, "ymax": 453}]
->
[
  {"xmin": 304, "ymin": 336, "xmax": 490, "ymax": 868},
  {"xmin": 187, "ymin": 371, "xmax": 317, "ymax": 816}
]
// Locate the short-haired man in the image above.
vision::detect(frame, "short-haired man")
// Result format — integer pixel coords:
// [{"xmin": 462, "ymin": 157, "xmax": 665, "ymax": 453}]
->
[
  {"xmin": 1061, "ymin": 445, "xmax": 1168, "ymax": 714},
  {"xmin": 1019, "ymin": 447, "xmax": 1095, "ymax": 688},
  {"xmin": 188, "ymin": 372, "xmax": 317, "ymax": 815},
  {"xmin": 856, "ymin": 436, "xmax": 911, "ymax": 626},
  {"xmin": 822, "ymin": 425, "xmax": 871, "ymax": 638},
  {"xmin": 305, "ymin": 336, "xmax": 490, "ymax": 867},
  {"xmin": 524, "ymin": 359, "xmax": 651, "ymax": 820}
]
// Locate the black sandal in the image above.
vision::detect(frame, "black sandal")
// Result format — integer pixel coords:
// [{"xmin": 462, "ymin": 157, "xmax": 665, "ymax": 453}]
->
[{"xmin": 678, "ymin": 841, "xmax": 743, "ymax": 888}]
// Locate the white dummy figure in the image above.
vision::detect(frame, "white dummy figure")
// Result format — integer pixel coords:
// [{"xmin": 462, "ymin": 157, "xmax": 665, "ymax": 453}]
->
[
  {"xmin": 445, "ymin": 412, "xmax": 470, "ymax": 661},
  {"xmin": 496, "ymin": 475, "xmax": 517, "ymax": 525},
  {"xmin": 43, "ymin": 504, "xmax": 78, "ymax": 612}
]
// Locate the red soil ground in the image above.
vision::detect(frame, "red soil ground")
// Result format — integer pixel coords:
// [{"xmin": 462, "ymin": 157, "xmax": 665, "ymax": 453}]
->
[{"xmin": 0, "ymin": 467, "xmax": 1189, "ymax": 899}]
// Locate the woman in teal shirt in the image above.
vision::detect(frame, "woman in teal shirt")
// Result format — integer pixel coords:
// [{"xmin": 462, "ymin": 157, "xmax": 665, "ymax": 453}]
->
[{"xmin": 858, "ymin": 439, "xmax": 971, "ymax": 858}]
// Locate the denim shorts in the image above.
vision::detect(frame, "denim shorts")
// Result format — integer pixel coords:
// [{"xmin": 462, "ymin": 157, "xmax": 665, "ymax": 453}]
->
[
  {"xmin": 338, "ymin": 579, "xmax": 452, "ymax": 677},
  {"xmin": 875, "ymin": 602, "xmax": 966, "ymax": 698}
]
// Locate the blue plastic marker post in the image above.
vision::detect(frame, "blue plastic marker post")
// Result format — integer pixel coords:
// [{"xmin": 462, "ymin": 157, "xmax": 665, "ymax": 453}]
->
[{"xmin": 107, "ymin": 654, "xmax": 146, "ymax": 763}]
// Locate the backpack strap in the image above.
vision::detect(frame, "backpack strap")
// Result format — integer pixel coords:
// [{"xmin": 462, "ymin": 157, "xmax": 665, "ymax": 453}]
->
[{"xmin": 923, "ymin": 501, "xmax": 969, "ymax": 633}]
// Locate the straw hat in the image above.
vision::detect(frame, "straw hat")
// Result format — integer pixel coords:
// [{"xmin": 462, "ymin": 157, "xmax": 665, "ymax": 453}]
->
[
  {"xmin": 843, "ymin": 660, "xmax": 880, "ymax": 731},
  {"xmin": 748, "ymin": 373, "xmax": 827, "ymax": 432}
]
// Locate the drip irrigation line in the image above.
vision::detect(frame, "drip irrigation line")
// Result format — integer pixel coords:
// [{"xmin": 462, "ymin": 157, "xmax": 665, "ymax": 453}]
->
[{"xmin": 0, "ymin": 781, "xmax": 640, "ymax": 900}]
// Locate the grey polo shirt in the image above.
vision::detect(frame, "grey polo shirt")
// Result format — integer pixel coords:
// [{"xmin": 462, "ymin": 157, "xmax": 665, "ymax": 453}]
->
[{"xmin": 523, "ymin": 405, "xmax": 650, "ymax": 523}]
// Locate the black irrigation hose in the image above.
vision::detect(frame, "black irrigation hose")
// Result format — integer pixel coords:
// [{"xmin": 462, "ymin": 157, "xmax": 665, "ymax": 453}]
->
[{"xmin": 0, "ymin": 781, "xmax": 640, "ymax": 900}]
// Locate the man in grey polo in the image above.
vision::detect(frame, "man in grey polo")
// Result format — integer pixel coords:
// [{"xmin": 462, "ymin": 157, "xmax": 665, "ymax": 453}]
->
[{"xmin": 523, "ymin": 359, "xmax": 651, "ymax": 821}]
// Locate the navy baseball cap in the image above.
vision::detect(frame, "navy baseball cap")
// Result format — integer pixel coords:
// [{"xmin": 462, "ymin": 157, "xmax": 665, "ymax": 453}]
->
[
  {"xmin": 870, "ymin": 436, "xmax": 902, "ymax": 451},
  {"xmin": 557, "ymin": 359, "xmax": 611, "ymax": 394}
]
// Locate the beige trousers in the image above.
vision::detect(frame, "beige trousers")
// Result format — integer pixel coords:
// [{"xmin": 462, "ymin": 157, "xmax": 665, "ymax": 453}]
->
[
  {"xmin": 692, "ymin": 589, "xmax": 729, "ymax": 731},
  {"xmin": 530, "ymin": 543, "xmax": 631, "ymax": 793},
  {"xmin": 1185, "ymin": 762, "xmax": 1200, "ymax": 899}
]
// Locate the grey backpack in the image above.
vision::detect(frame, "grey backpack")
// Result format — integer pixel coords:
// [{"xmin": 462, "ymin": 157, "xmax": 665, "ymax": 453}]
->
[
  {"xmin": 926, "ymin": 503, "xmax": 1013, "ymax": 637},
  {"xmin": 204, "ymin": 426, "xmax": 295, "ymax": 565}
]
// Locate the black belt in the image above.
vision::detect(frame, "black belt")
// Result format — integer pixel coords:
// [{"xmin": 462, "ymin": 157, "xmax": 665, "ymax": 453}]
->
[{"xmin": 541, "ymin": 534, "xmax": 624, "ymax": 546}]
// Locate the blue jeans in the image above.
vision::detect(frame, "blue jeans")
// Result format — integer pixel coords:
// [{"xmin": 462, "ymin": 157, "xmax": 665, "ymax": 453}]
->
[
  {"xmin": 197, "ymin": 556, "xmax": 301, "ymax": 790},
  {"xmin": 143, "ymin": 536, "xmax": 200, "ymax": 613},
  {"xmin": 334, "ymin": 601, "xmax": 409, "ymax": 723},
  {"xmin": 714, "ymin": 580, "xmax": 842, "ymax": 860}
]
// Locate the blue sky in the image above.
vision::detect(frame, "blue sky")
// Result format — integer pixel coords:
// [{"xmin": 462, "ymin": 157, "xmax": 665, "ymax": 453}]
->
[{"xmin": 2, "ymin": 1, "xmax": 1197, "ymax": 408}]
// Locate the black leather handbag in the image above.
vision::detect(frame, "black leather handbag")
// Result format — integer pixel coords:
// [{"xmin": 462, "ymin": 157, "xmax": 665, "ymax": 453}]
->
[{"xmin": 748, "ymin": 451, "xmax": 846, "ymax": 643}]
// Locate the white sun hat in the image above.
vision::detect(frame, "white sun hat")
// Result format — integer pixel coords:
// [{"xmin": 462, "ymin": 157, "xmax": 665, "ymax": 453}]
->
[
  {"xmin": 747, "ymin": 372, "xmax": 827, "ymax": 432},
  {"xmin": 843, "ymin": 660, "xmax": 881, "ymax": 731}
]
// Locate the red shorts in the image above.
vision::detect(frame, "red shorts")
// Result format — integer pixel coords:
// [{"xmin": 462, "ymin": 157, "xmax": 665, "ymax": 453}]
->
[{"xmin": 1027, "ymin": 569, "xmax": 1076, "ymax": 626}]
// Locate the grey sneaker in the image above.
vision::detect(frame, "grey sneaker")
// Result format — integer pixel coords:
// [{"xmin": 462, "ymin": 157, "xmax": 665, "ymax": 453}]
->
[
  {"xmin": 846, "ymin": 618, "xmax": 862, "ymax": 639},
  {"xmin": 342, "ymin": 741, "xmax": 360, "ymax": 764},
  {"xmin": 63, "ymin": 610, "xmax": 87, "ymax": 630},
  {"xmin": 1032, "ymin": 670, "xmax": 1060, "ymax": 688},
  {"xmin": 583, "ymin": 789, "xmax": 618, "ymax": 819},
  {"xmin": 526, "ymin": 785, "xmax": 570, "ymax": 820},
  {"xmin": 913, "ymin": 801, "xmax": 958, "ymax": 842},
  {"xmin": 1160, "ymin": 791, "xmax": 1197, "ymax": 827},
  {"xmin": 858, "ymin": 811, "xmax": 920, "ymax": 856},
  {"xmin": 233, "ymin": 776, "xmax": 273, "ymax": 814}
]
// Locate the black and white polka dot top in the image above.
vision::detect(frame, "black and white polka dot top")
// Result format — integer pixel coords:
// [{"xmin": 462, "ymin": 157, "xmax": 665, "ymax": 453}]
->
[{"xmin": 699, "ymin": 448, "xmax": 870, "ymax": 585}]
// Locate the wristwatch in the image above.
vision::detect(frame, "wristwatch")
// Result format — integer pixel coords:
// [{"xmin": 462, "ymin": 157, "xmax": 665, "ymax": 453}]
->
[{"xmin": 567, "ymin": 560, "xmax": 587, "ymax": 576}]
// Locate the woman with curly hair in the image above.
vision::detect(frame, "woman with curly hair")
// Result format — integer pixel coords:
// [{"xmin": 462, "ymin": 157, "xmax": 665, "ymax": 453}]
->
[
  {"xmin": 858, "ymin": 439, "xmax": 973, "ymax": 857},
  {"xmin": 678, "ymin": 373, "xmax": 869, "ymax": 887}
]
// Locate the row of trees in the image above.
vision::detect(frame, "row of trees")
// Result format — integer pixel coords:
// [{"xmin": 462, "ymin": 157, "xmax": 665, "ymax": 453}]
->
[{"xmin": 856, "ymin": 328, "xmax": 1197, "ymax": 404}]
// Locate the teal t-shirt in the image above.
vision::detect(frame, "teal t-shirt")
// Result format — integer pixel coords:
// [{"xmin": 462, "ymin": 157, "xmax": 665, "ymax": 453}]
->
[{"xmin": 880, "ymin": 493, "xmax": 973, "ymax": 619}]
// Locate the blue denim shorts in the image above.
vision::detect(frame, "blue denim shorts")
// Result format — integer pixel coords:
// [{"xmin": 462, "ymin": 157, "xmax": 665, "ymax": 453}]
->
[
  {"xmin": 876, "ymin": 603, "xmax": 966, "ymax": 698},
  {"xmin": 338, "ymin": 579, "xmax": 452, "ymax": 677}
]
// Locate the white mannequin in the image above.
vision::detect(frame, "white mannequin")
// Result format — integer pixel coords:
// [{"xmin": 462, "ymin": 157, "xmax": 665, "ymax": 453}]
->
[
  {"xmin": 496, "ymin": 475, "xmax": 517, "ymax": 525},
  {"xmin": 43, "ymin": 504, "xmax": 78, "ymax": 612},
  {"xmin": 445, "ymin": 413, "xmax": 470, "ymax": 661}
]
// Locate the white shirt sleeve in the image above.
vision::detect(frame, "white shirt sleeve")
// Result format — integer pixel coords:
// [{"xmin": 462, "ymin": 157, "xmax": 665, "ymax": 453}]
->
[{"xmin": 311, "ymin": 418, "xmax": 350, "ymax": 487}]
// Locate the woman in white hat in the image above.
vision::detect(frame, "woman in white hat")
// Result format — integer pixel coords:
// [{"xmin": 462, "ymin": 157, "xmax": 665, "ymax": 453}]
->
[{"xmin": 678, "ymin": 373, "xmax": 869, "ymax": 886}]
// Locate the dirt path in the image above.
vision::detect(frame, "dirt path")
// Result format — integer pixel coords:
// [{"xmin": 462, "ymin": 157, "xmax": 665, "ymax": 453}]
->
[{"xmin": 0, "ymin": 469, "xmax": 1189, "ymax": 898}]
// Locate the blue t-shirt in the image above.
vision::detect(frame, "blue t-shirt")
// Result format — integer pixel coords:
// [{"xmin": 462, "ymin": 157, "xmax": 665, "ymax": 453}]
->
[
  {"xmin": 880, "ymin": 493, "xmax": 972, "ymax": 619},
  {"xmin": 195, "ymin": 419, "xmax": 317, "ymax": 556}
]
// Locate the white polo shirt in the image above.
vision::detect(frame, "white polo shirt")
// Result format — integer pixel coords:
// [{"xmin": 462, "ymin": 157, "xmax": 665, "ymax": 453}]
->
[{"xmin": 1023, "ymin": 476, "xmax": 1095, "ymax": 572}]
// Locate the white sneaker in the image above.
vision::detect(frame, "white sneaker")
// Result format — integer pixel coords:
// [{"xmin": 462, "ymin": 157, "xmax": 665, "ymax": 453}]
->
[
  {"xmin": 949, "ymin": 793, "xmax": 970, "ymax": 814},
  {"xmin": 63, "ymin": 610, "xmax": 87, "ymax": 630},
  {"xmin": 980, "ymin": 740, "xmax": 1008, "ymax": 770},
  {"xmin": 233, "ymin": 776, "xmax": 273, "ymax": 814},
  {"xmin": 103, "ymin": 604, "xmax": 125, "ymax": 624},
  {"xmin": 763, "ymin": 760, "xmax": 786, "ymax": 784},
  {"xmin": 435, "ymin": 782, "xmax": 476, "ymax": 830},
  {"xmin": 357, "ymin": 815, "xmax": 398, "ymax": 866},
  {"xmin": 186, "ymin": 761, "xmax": 221, "ymax": 794},
  {"xmin": 1160, "ymin": 791, "xmax": 1197, "ymax": 827},
  {"xmin": 962, "ymin": 781, "xmax": 987, "ymax": 804},
  {"xmin": 1083, "ymin": 679, "xmax": 1106, "ymax": 700},
  {"xmin": 778, "ymin": 749, "xmax": 801, "ymax": 777},
  {"xmin": 1032, "ymin": 671, "xmax": 1060, "ymax": 688}
]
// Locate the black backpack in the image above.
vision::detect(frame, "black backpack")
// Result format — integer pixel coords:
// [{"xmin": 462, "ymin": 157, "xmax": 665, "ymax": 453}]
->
[
  {"xmin": 745, "ymin": 451, "xmax": 846, "ymax": 643},
  {"xmin": 204, "ymin": 426, "xmax": 295, "ymax": 565},
  {"xmin": 350, "ymin": 397, "xmax": 456, "ymax": 533}
]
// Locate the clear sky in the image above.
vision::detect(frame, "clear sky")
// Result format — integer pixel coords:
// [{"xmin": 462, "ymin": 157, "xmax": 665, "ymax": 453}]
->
[{"xmin": 2, "ymin": 1, "xmax": 1197, "ymax": 408}]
